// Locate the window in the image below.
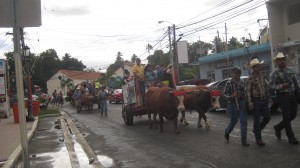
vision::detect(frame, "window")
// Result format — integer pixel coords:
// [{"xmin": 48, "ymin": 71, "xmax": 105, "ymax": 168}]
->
[
  {"xmin": 222, "ymin": 69, "xmax": 231, "ymax": 79},
  {"xmin": 287, "ymin": 3, "xmax": 300, "ymax": 25}
]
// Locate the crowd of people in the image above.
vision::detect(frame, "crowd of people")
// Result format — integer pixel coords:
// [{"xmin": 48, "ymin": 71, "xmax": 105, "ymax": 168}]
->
[{"xmin": 224, "ymin": 52, "xmax": 299, "ymax": 146}]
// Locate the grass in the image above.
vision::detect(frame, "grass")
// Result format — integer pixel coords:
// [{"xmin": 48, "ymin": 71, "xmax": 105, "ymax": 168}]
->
[{"xmin": 39, "ymin": 107, "xmax": 61, "ymax": 117}]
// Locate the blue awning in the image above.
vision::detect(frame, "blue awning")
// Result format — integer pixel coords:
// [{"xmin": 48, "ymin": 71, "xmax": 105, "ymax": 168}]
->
[{"xmin": 190, "ymin": 42, "xmax": 270, "ymax": 65}]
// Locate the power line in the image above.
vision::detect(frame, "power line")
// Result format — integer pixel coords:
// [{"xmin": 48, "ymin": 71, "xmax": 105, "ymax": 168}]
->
[{"xmin": 182, "ymin": 1, "xmax": 266, "ymax": 37}]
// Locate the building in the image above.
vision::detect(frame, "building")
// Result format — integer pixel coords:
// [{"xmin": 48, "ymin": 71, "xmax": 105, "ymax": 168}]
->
[
  {"xmin": 46, "ymin": 70, "xmax": 101, "ymax": 95},
  {"xmin": 267, "ymin": 0, "xmax": 300, "ymax": 73},
  {"xmin": 192, "ymin": 42, "xmax": 271, "ymax": 81},
  {"xmin": 111, "ymin": 62, "xmax": 133, "ymax": 78}
]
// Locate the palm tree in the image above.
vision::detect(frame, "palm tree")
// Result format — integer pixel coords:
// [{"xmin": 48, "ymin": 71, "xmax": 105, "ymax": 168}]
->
[
  {"xmin": 99, "ymin": 73, "xmax": 109, "ymax": 87},
  {"xmin": 60, "ymin": 78, "xmax": 74, "ymax": 94}
]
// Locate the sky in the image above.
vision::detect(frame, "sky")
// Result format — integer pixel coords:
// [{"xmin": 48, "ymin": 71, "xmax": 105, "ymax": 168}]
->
[{"xmin": 0, "ymin": 0, "xmax": 269, "ymax": 71}]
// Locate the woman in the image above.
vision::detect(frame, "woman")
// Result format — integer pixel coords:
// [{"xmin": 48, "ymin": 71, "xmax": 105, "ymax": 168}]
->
[
  {"xmin": 161, "ymin": 64, "xmax": 174, "ymax": 88},
  {"xmin": 144, "ymin": 64, "xmax": 155, "ymax": 88}
]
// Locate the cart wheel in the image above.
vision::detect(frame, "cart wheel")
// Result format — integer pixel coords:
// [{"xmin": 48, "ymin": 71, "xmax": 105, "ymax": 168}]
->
[{"xmin": 123, "ymin": 106, "xmax": 133, "ymax": 126}]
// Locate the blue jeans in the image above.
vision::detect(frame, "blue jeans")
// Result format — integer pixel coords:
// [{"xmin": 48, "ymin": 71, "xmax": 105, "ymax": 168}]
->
[
  {"xmin": 225, "ymin": 100, "xmax": 247, "ymax": 142},
  {"xmin": 252, "ymin": 98, "xmax": 270, "ymax": 141},
  {"xmin": 100, "ymin": 100, "xmax": 107, "ymax": 113}
]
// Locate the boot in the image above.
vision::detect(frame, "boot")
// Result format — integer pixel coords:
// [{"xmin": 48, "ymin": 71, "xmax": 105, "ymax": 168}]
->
[
  {"xmin": 101, "ymin": 112, "xmax": 103, "ymax": 116},
  {"xmin": 105, "ymin": 112, "xmax": 107, "ymax": 117}
]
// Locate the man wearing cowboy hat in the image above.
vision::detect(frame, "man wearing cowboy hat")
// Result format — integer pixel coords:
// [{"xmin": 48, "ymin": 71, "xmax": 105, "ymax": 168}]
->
[
  {"xmin": 246, "ymin": 58, "xmax": 270, "ymax": 146},
  {"xmin": 269, "ymin": 52, "xmax": 299, "ymax": 145}
]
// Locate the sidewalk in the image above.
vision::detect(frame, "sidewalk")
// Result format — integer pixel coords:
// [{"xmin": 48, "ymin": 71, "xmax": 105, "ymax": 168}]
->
[{"xmin": 0, "ymin": 114, "xmax": 38, "ymax": 168}]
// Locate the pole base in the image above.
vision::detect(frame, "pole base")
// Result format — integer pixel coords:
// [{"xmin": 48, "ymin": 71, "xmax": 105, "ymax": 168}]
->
[{"xmin": 26, "ymin": 116, "xmax": 35, "ymax": 122}]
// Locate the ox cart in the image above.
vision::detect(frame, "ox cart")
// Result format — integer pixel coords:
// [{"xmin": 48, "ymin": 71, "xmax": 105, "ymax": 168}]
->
[{"xmin": 121, "ymin": 80, "xmax": 147, "ymax": 125}]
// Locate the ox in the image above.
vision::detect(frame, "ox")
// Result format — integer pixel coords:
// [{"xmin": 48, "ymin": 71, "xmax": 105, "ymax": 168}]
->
[
  {"xmin": 145, "ymin": 87, "xmax": 185, "ymax": 133},
  {"xmin": 178, "ymin": 85, "xmax": 221, "ymax": 129}
]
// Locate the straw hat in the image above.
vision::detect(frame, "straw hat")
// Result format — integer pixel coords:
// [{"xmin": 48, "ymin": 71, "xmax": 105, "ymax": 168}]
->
[
  {"xmin": 249, "ymin": 58, "xmax": 264, "ymax": 68},
  {"xmin": 167, "ymin": 64, "xmax": 172, "ymax": 68},
  {"xmin": 273, "ymin": 52, "xmax": 286, "ymax": 63}
]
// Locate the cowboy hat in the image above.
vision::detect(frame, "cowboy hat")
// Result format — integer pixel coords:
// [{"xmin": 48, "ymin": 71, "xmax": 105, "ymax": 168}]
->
[
  {"xmin": 273, "ymin": 52, "xmax": 286, "ymax": 63},
  {"xmin": 249, "ymin": 58, "xmax": 264, "ymax": 68}
]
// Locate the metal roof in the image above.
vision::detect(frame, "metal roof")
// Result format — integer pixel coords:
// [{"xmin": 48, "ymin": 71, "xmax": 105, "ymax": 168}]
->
[{"xmin": 190, "ymin": 42, "xmax": 271, "ymax": 65}]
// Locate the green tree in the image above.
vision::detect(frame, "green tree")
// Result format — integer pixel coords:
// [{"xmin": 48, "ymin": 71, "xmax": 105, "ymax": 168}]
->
[
  {"xmin": 61, "ymin": 53, "xmax": 86, "ymax": 71},
  {"xmin": 147, "ymin": 50, "xmax": 169, "ymax": 67},
  {"xmin": 106, "ymin": 52, "xmax": 124, "ymax": 77},
  {"xmin": 227, "ymin": 37, "xmax": 243, "ymax": 50},
  {"xmin": 99, "ymin": 73, "xmax": 109, "ymax": 87},
  {"xmin": 131, "ymin": 54, "xmax": 138, "ymax": 63},
  {"xmin": 60, "ymin": 77, "xmax": 74, "ymax": 94}
]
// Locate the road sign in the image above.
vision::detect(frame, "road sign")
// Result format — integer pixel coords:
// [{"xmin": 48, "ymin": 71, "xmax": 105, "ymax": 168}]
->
[{"xmin": 0, "ymin": 0, "xmax": 41, "ymax": 27}]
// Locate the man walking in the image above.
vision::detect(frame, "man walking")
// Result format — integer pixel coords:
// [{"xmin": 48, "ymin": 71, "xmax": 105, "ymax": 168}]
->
[
  {"xmin": 73, "ymin": 88, "xmax": 82, "ymax": 113},
  {"xmin": 246, "ymin": 58, "xmax": 270, "ymax": 146},
  {"xmin": 224, "ymin": 67, "xmax": 249, "ymax": 147},
  {"xmin": 269, "ymin": 52, "xmax": 299, "ymax": 145},
  {"xmin": 99, "ymin": 86, "xmax": 108, "ymax": 117}
]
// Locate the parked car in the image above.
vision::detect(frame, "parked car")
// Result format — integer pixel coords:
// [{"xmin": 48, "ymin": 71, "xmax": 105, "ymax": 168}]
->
[{"xmin": 108, "ymin": 89, "xmax": 123, "ymax": 104}]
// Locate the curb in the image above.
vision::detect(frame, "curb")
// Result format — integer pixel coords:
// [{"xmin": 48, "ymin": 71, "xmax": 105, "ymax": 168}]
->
[{"xmin": 2, "ymin": 116, "xmax": 39, "ymax": 168}]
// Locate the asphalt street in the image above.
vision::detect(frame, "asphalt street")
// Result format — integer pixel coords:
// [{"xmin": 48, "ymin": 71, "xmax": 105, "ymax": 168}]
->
[{"xmin": 15, "ymin": 102, "xmax": 300, "ymax": 168}]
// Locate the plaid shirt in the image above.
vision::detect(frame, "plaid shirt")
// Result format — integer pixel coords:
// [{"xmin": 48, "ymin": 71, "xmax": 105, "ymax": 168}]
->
[
  {"xmin": 269, "ymin": 67, "xmax": 300, "ymax": 93},
  {"xmin": 224, "ymin": 78, "xmax": 245, "ymax": 102},
  {"xmin": 246, "ymin": 72, "xmax": 269, "ymax": 103}
]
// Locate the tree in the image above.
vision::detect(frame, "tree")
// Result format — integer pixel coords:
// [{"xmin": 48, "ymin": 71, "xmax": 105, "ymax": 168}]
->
[
  {"xmin": 227, "ymin": 37, "xmax": 243, "ymax": 50},
  {"xmin": 106, "ymin": 52, "xmax": 124, "ymax": 77},
  {"xmin": 99, "ymin": 73, "xmax": 109, "ymax": 87},
  {"xmin": 131, "ymin": 54, "xmax": 138, "ymax": 63},
  {"xmin": 147, "ymin": 50, "xmax": 169, "ymax": 67},
  {"xmin": 146, "ymin": 43, "xmax": 153, "ymax": 55},
  {"xmin": 61, "ymin": 53, "xmax": 86, "ymax": 71},
  {"xmin": 60, "ymin": 77, "xmax": 74, "ymax": 94}
]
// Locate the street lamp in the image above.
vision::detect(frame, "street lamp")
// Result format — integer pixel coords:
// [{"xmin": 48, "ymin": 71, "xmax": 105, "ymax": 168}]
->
[{"xmin": 23, "ymin": 45, "xmax": 34, "ymax": 121}]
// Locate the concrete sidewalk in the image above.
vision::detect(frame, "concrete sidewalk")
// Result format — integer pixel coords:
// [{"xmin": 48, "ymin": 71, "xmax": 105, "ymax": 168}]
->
[{"xmin": 0, "ymin": 114, "xmax": 38, "ymax": 168}]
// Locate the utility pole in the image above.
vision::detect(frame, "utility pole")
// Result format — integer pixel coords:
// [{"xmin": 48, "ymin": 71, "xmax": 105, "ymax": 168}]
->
[
  {"xmin": 172, "ymin": 24, "xmax": 179, "ymax": 85},
  {"xmin": 13, "ymin": 0, "xmax": 30, "ymax": 167},
  {"xmin": 225, "ymin": 23, "xmax": 228, "ymax": 51},
  {"xmin": 20, "ymin": 28, "xmax": 34, "ymax": 122},
  {"xmin": 168, "ymin": 26, "xmax": 172, "ymax": 65}
]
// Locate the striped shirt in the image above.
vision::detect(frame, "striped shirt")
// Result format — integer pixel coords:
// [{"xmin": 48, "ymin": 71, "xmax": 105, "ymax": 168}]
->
[
  {"xmin": 269, "ymin": 67, "xmax": 300, "ymax": 93},
  {"xmin": 246, "ymin": 72, "xmax": 269, "ymax": 103},
  {"xmin": 224, "ymin": 78, "xmax": 245, "ymax": 102}
]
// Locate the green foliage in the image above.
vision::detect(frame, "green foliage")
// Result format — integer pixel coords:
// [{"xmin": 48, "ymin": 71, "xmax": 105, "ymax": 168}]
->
[
  {"xmin": 106, "ymin": 52, "xmax": 124, "ymax": 77},
  {"xmin": 147, "ymin": 50, "xmax": 170, "ymax": 67},
  {"xmin": 228, "ymin": 37, "xmax": 243, "ymax": 50},
  {"xmin": 39, "ymin": 108, "xmax": 61, "ymax": 117},
  {"xmin": 178, "ymin": 65, "xmax": 196, "ymax": 81},
  {"xmin": 61, "ymin": 53, "xmax": 86, "ymax": 70},
  {"xmin": 5, "ymin": 48, "xmax": 87, "ymax": 94},
  {"xmin": 60, "ymin": 78, "xmax": 74, "ymax": 92}
]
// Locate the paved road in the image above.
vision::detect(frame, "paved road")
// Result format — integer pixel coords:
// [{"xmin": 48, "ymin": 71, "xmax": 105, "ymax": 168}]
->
[
  {"xmin": 62, "ymin": 102, "xmax": 300, "ymax": 168},
  {"xmin": 18, "ymin": 102, "xmax": 300, "ymax": 168}
]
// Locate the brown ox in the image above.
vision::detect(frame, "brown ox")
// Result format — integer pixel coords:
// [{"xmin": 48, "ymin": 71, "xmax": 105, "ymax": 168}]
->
[
  {"xmin": 177, "ymin": 85, "xmax": 221, "ymax": 128},
  {"xmin": 145, "ymin": 87, "xmax": 185, "ymax": 133}
]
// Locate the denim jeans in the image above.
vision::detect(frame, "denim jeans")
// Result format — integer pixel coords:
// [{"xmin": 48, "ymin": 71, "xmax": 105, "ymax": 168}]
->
[
  {"xmin": 100, "ymin": 100, "xmax": 107, "ymax": 113},
  {"xmin": 225, "ymin": 100, "xmax": 247, "ymax": 142},
  {"xmin": 252, "ymin": 98, "xmax": 270, "ymax": 141}
]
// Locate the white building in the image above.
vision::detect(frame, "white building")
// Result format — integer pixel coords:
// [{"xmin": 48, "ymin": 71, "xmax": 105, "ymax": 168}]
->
[{"xmin": 267, "ymin": 0, "xmax": 300, "ymax": 72}]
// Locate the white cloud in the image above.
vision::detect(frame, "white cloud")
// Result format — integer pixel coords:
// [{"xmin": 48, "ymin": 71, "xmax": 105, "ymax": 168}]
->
[{"xmin": 0, "ymin": 0, "xmax": 268, "ymax": 69}]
